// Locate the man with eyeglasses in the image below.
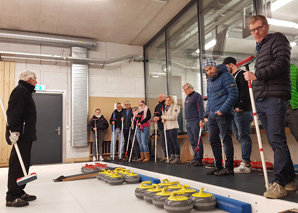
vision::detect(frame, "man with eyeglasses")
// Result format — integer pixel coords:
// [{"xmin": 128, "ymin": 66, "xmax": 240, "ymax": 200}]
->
[
  {"xmin": 244, "ymin": 15, "xmax": 296, "ymax": 199},
  {"xmin": 183, "ymin": 83, "xmax": 205, "ymax": 167}
]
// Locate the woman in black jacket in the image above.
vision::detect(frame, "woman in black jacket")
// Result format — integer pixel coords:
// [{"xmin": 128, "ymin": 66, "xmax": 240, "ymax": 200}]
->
[{"xmin": 88, "ymin": 108, "xmax": 109, "ymax": 161}]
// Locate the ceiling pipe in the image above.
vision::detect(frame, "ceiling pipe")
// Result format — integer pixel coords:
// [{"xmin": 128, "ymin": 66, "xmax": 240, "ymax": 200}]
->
[
  {"xmin": 0, "ymin": 51, "xmax": 144, "ymax": 65},
  {"xmin": 0, "ymin": 29, "xmax": 97, "ymax": 49}
]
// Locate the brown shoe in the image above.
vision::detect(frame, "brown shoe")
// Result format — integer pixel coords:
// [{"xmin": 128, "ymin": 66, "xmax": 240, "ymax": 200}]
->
[
  {"xmin": 143, "ymin": 152, "xmax": 150, "ymax": 162},
  {"xmin": 137, "ymin": 152, "xmax": 144, "ymax": 162}
]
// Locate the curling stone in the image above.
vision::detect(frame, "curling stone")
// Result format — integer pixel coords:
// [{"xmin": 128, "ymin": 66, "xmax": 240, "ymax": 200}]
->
[
  {"xmin": 164, "ymin": 191, "xmax": 193, "ymax": 213},
  {"xmin": 153, "ymin": 187, "xmax": 172, "ymax": 208},
  {"xmin": 143, "ymin": 184, "xmax": 162, "ymax": 204},
  {"xmin": 135, "ymin": 181, "xmax": 154, "ymax": 199},
  {"xmin": 124, "ymin": 172, "xmax": 140, "ymax": 184},
  {"xmin": 103, "ymin": 170, "xmax": 113, "ymax": 183},
  {"xmin": 167, "ymin": 181, "xmax": 183, "ymax": 192},
  {"xmin": 108, "ymin": 172, "xmax": 124, "ymax": 185},
  {"xmin": 178, "ymin": 184, "xmax": 197, "ymax": 197},
  {"xmin": 158, "ymin": 179, "xmax": 172, "ymax": 188},
  {"xmin": 96, "ymin": 169, "xmax": 107, "ymax": 180},
  {"xmin": 190, "ymin": 187, "xmax": 217, "ymax": 210},
  {"xmin": 81, "ymin": 164, "xmax": 100, "ymax": 173}
]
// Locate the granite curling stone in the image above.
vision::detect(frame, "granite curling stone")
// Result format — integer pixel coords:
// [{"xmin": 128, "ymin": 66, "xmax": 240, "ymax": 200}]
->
[
  {"xmin": 158, "ymin": 179, "xmax": 172, "ymax": 188},
  {"xmin": 190, "ymin": 187, "xmax": 217, "ymax": 210},
  {"xmin": 108, "ymin": 172, "xmax": 124, "ymax": 185},
  {"xmin": 178, "ymin": 184, "xmax": 197, "ymax": 197},
  {"xmin": 153, "ymin": 187, "xmax": 172, "ymax": 208},
  {"xmin": 135, "ymin": 181, "xmax": 154, "ymax": 199},
  {"xmin": 124, "ymin": 171, "xmax": 140, "ymax": 184},
  {"xmin": 143, "ymin": 184, "xmax": 162, "ymax": 204},
  {"xmin": 167, "ymin": 181, "xmax": 183, "ymax": 192},
  {"xmin": 164, "ymin": 191, "xmax": 193, "ymax": 213}
]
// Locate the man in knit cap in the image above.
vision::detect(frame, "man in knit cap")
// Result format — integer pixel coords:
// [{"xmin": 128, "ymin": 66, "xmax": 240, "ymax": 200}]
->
[{"xmin": 203, "ymin": 58, "xmax": 238, "ymax": 176}]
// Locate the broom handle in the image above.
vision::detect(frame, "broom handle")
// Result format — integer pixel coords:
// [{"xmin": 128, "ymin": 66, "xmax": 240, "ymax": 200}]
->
[
  {"xmin": 248, "ymin": 80, "xmax": 269, "ymax": 190},
  {"xmin": 0, "ymin": 96, "xmax": 28, "ymax": 176}
]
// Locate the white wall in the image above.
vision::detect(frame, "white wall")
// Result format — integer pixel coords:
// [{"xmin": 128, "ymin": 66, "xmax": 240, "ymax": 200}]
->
[{"xmin": 0, "ymin": 41, "xmax": 144, "ymax": 160}]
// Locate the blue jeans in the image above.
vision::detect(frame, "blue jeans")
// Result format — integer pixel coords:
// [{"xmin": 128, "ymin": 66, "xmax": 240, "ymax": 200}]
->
[
  {"xmin": 232, "ymin": 111, "xmax": 253, "ymax": 163},
  {"xmin": 166, "ymin": 129, "xmax": 180, "ymax": 155},
  {"xmin": 255, "ymin": 97, "xmax": 295, "ymax": 186},
  {"xmin": 110, "ymin": 128, "xmax": 125, "ymax": 158},
  {"xmin": 186, "ymin": 120, "xmax": 203, "ymax": 161},
  {"xmin": 136, "ymin": 127, "xmax": 150, "ymax": 153},
  {"xmin": 207, "ymin": 114, "xmax": 234, "ymax": 170}
]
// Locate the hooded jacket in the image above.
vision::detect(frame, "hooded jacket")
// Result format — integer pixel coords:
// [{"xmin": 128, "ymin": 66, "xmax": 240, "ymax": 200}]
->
[
  {"xmin": 205, "ymin": 64, "xmax": 238, "ymax": 117},
  {"xmin": 88, "ymin": 115, "xmax": 109, "ymax": 131}
]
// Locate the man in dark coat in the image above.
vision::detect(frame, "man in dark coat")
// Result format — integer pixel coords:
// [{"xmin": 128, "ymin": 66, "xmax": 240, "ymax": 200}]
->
[
  {"xmin": 244, "ymin": 15, "xmax": 296, "ymax": 199},
  {"xmin": 6, "ymin": 70, "xmax": 38, "ymax": 207}
]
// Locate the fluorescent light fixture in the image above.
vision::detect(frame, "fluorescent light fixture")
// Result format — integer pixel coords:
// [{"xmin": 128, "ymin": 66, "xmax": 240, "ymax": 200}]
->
[
  {"xmin": 271, "ymin": 0, "xmax": 292, "ymax": 12},
  {"xmin": 267, "ymin": 18, "xmax": 298, "ymax": 29},
  {"xmin": 290, "ymin": 42, "xmax": 296, "ymax": 47},
  {"xmin": 195, "ymin": 49, "xmax": 200, "ymax": 54},
  {"xmin": 205, "ymin": 39, "xmax": 216, "ymax": 50},
  {"xmin": 152, "ymin": 75, "xmax": 159, "ymax": 78}
]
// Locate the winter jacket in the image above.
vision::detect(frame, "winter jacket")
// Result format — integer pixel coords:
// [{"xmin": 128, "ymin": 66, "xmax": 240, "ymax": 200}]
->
[
  {"xmin": 122, "ymin": 108, "xmax": 133, "ymax": 129},
  {"xmin": 163, "ymin": 104, "xmax": 180, "ymax": 130},
  {"xmin": 154, "ymin": 100, "xmax": 165, "ymax": 129},
  {"xmin": 233, "ymin": 69, "xmax": 252, "ymax": 111},
  {"xmin": 253, "ymin": 33, "xmax": 291, "ymax": 100},
  {"xmin": 88, "ymin": 115, "xmax": 109, "ymax": 132},
  {"xmin": 184, "ymin": 91, "xmax": 204, "ymax": 122},
  {"xmin": 110, "ymin": 109, "xmax": 123, "ymax": 129},
  {"xmin": 6, "ymin": 80, "xmax": 37, "ymax": 144},
  {"xmin": 205, "ymin": 64, "xmax": 238, "ymax": 117},
  {"xmin": 290, "ymin": 64, "xmax": 298, "ymax": 109}
]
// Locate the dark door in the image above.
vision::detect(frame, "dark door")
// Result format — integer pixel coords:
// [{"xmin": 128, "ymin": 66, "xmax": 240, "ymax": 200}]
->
[{"xmin": 31, "ymin": 93, "xmax": 63, "ymax": 164}]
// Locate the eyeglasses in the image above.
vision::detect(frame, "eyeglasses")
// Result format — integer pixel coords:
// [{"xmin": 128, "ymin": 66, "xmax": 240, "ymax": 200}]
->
[{"xmin": 249, "ymin": 25, "xmax": 266, "ymax": 34}]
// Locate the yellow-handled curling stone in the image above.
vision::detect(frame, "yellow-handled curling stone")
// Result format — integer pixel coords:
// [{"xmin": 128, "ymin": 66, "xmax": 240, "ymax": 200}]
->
[
  {"xmin": 152, "ymin": 187, "xmax": 172, "ymax": 208},
  {"xmin": 167, "ymin": 181, "xmax": 183, "ymax": 191},
  {"xmin": 177, "ymin": 184, "xmax": 197, "ymax": 197},
  {"xmin": 135, "ymin": 181, "xmax": 154, "ymax": 199},
  {"xmin": 143, "ymin": 184, "xmax": 162, "ymax": 203},
  {"xmin": 190, "ymin": 188, "xmax": 217, "ymax": 210},
  {"xmin": 157, "ymin": 179, "xmax": 172, "ymax": 188},
  {"xmin": 96, "ymin": 169, "xmax": 107, "ymax": 180},
  {"xmin": 124, "ymin": 171, "xmax": 140, "ymax": 184},
  {"xmin": 164, "ymin": 191, "xmax": 193, "ymax": 213},
  {"xmin": 108, "ymin": 172, "xmax": 124, "ymax": 185}
]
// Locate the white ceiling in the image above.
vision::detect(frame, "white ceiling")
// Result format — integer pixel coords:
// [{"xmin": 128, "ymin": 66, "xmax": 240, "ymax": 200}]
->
[{"xmin": 0, "ymin": 0, "xmax": 191, "ymax": 46}]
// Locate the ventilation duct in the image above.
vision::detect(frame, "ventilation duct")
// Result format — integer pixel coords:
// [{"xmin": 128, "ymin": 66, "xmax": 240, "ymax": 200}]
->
[
  {"xmin": 0, "ymin": 51, "xmax": 144, "ymax": 65},
  {"xmin": 0, "ymin": 29, "xmax": 97, "ymax": 49}
]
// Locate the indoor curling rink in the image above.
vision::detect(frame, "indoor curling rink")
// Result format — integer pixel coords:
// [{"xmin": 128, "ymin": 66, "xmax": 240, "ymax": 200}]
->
[{"xmin": 0, "ymin": 162, "xmax": 297, "ymax": 213}]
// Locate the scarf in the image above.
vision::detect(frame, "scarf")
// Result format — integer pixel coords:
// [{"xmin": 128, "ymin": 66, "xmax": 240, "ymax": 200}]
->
[{"xmin": 131, "ymin": 105, "xmax": 148, "ymax": 129}]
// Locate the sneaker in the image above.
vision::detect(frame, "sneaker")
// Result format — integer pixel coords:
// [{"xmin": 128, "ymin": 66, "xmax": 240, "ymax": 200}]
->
[
  {"xmin": 99, "ymin": 156, "xmax": 104, "ymax": 161},
  {"xmin": 21, "ymin": 193, "xmax": 37, "ymax": 202},
  {"xmin": 205, "ymin": 163, "xmax": 215, "ymax": 169},
  {"xmin": 187, "ymin": 160, "xmax": 202, "ymax": 167},
  {"xmin": 285, "ymin": 181, "xmax": 296, "ymax": 191},
  {"xmin": 234, "ymin": 162, "xmax": 251, "ymax": 174},
  {"xmin": 206, "ymin": 167, "xmax": 221, "ymax": 175},
  {"xmin": 214, "ymin": 168, "xmax": 234, "ymax": 176},
  {"xmin": 264, "ymin": 182, "xmax": 287, "ymax": 199},
  {"xmin": 6, "ymin": 198, "xmax": 29, "ymax": 207},
  {"xmin": 93, "ymin": 156, "xmax": 97, "ymax": 162}
]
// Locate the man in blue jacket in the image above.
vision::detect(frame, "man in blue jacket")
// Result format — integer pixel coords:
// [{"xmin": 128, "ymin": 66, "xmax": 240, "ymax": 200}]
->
[
  {"xmin": 203, "ymin": 58, "xmax": 238, "ymax": 176},
  {"xmin": 183, "ymin": 83, "xmax": 205, "ymax": 166}
]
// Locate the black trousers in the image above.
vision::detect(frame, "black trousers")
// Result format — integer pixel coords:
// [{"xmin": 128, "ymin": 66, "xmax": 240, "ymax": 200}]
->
[{"xmin": 6, "ymin": 141, "xmax": 33, "ymax": 202}]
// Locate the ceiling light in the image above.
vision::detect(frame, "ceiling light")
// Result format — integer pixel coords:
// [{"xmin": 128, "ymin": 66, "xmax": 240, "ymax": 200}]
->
[
  {"xmin": 267, "ymin": 18, "xmax": 298, "ymax": 29},
  {"xmin": 271, "ymin": 0, "xmax": 292, "ymax": 12},
  {"xmin": 205, "ymin": 39, "xmax": 216, "ymax": 50},
  {"xmin": 152, "ymin": 75, "xmax": 160, "ymax": 78},
  {"xmin": 290, "ymin": 42, "xmax": 296, "ymax": 47}
]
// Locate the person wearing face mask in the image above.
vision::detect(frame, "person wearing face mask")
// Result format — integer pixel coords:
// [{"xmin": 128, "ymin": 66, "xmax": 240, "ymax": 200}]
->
[
  {"xmin": 203, "ymin": 58, "xmax": 238, "ymax": 176},
  {"xmin": 109, "ymin": 103, "xmax": 124, "ymax": 160},
  {"xmin": 132, "ymin": 100, "xmax": 151, "ymax": 162},
  {"xmin": 88, "ymin": 108, "xmax": 109, "ymax": 161}
]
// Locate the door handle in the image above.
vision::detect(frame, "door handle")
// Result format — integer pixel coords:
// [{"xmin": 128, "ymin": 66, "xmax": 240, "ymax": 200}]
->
[{"xmin": 55, "ymin": 127, "xmax": 61, "ymax": 136}]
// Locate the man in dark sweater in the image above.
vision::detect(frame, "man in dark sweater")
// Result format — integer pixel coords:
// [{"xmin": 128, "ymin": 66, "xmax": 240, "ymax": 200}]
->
[
  {"xmin": 223, "ymin": 57, "xmax": 253, "ymax": 174},
  {"xmin": 183, "ymin": 83, "xmax": 205, "ymax": 166},
  {"xmin": 121, "ymin": 101, "xmax": 133, "ymax": 158},
  {"xmin": 5, "ymin": 70, "xmax": 38, "ymax": 207},
  {"xmin": 109, "ymin": 102, "xmax": 124, "ymax": 160},
  {"xmin": 153, "ymin": 93, "xmax": 167, "ymax": 161},
  {"xmin": 244, "ymin": 15, "xmax": 296, "ymax": 199}
]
